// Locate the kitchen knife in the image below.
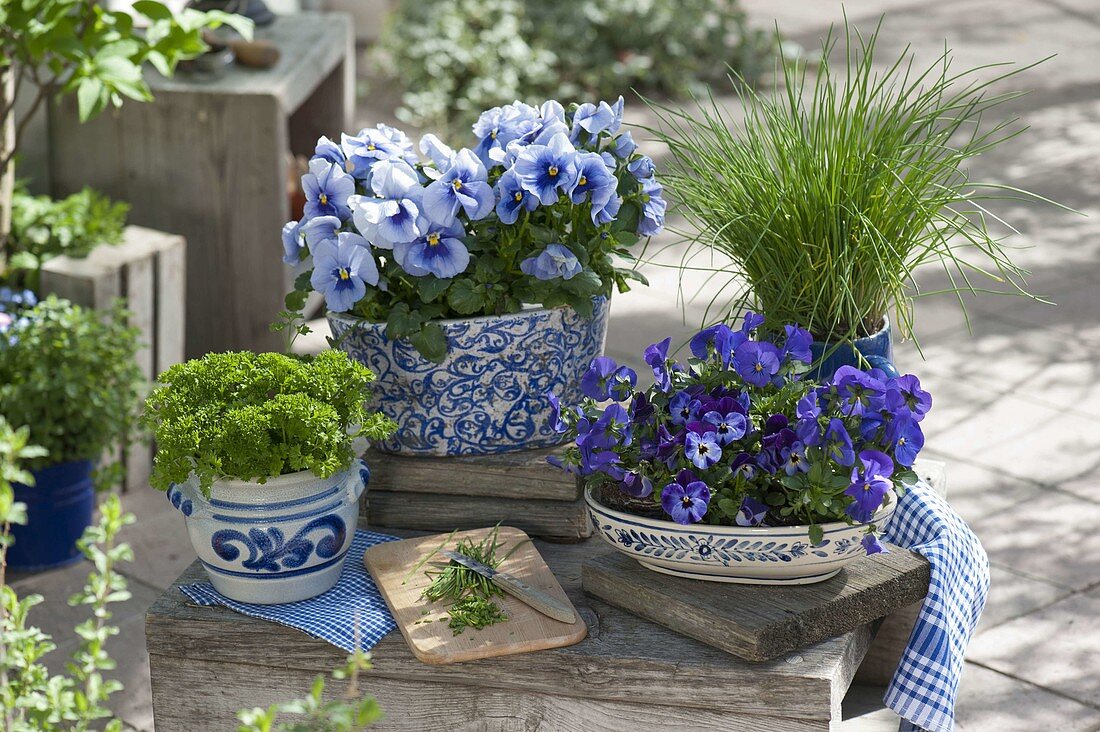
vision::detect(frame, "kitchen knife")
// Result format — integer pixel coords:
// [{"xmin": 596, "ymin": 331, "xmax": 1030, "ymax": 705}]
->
[{"xmin": 439, "ymin": 549, "xmax": 577, "ymax": 625}]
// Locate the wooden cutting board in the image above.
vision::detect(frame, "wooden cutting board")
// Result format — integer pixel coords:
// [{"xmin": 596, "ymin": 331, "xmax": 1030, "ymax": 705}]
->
[{"xmin": 363, "ymin": 526, "xmax": 587, "ymax": 664}]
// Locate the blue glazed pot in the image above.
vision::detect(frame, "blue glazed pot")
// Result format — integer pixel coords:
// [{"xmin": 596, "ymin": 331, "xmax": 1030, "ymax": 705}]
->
[
  {"xmin": 328, "ymin": 297, "xmax": 610, "ymax": 456},
  {"xmin": 808, "ymin": 318, "xmax": 900, "ymax": 382},
  {"xmin": 8, "ymin": 460, "xmax": 96, "ymax": 573}
]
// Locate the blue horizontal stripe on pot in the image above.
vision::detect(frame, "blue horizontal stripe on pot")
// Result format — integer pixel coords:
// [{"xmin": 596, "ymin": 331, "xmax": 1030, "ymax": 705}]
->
[
  {"xmin": 278, "ymin": 98, "xmax": 666, "ymax": 456},
  {"xmin": 548, "ymin": 312, "xmax": 932, "ymax": 584},
  {"xmin": 646, "ymin": 22, "xmax": 1063, "ymax": 378},
  {"xmin": 0, "ymin": 294, "xmax": 144, "ymax": 573},
  {"xmin": 142, "ymin": 350, "xmax": 397, "ymax": 603}
]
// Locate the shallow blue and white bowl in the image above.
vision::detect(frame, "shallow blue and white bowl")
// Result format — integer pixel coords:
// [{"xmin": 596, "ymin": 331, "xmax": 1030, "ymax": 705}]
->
[
  {"xmin": 586, "ymin": 486, "xmax": 894, "ymax": 585},
  {"xmin": 167, "ymin": 460, "xmax": 369, "ymax": 603},
  {"xmin": 328, "ymin": 297, "xmax": 610, "ymax": 456}
]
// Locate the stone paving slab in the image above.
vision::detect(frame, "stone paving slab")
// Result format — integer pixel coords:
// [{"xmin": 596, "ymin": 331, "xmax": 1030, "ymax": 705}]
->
[
  {"xmin": 115, "ymin": 485, "xmax": 198, "ymax": 591},
  {"xmin": 969, "ymin": 587, "xmax": 1100, "ymax": 710}
]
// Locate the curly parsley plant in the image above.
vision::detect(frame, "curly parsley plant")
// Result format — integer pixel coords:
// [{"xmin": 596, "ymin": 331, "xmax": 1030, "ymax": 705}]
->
[{"xmin": 143, "ymin": 350, "xmax": 397, "ymax": 495}]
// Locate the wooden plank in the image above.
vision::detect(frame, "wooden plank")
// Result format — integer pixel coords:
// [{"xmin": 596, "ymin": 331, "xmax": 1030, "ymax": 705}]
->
[
  {"xmin": 147, "ymin": 535, "xmax": 874, "ymax": 724},
  {"xmin": 151, "ymin": 229, "xmax": 186, "ymax": 377},
  {"xmin": 364, "ymin": 490, "xmax": 591, "ymax": 541},
  {"xmin": 363, "ymin": 527, "xmax": 587, "ymax": 665},
  {"xmin": 363, "ymin": 447, "xmax": 579, "ymax": 501},
  {"xmin": 581, "ymin": 545, "xmax": 929, "ymax": 663},
  {"xmin": 148, "ymin": 654, "xmax": 830, "ymax": 732}
]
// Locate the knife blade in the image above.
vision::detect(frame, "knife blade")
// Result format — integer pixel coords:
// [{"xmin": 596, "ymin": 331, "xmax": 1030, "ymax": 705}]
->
[{"xmin": 439, "ymin": 549, "xmax": 577, "ymax": 625}]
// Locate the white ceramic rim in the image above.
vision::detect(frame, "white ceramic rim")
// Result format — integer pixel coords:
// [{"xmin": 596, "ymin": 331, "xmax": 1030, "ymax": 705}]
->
[
  {"xmin": 191, "ymin": 462, "xmax": 360, "ymax": 505},
  {"xmin": 327, "ymin": 296, "xmax": 604, "ymax": 330},
  {"xmin": 584, "ymin": 483, "xmax": 894, "ymax": 536}
]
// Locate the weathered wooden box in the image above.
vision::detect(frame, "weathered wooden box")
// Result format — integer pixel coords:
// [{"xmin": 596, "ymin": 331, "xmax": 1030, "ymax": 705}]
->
[
  {"xmin": 148, "ymin": 534, "xmax": 879, "ymax": 731},
  {"xmin": 361, "ymin": 447, "xmax": 591, "ymax": 542},
  {"xmin": 40, "ymin": 224, "xmax": 185, "ymax": 490}
]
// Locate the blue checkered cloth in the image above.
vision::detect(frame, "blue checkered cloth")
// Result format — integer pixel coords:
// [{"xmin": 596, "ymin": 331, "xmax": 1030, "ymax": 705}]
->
[
  {"xmin": 179, "ymin": 530, "xmax": 399, "ymax": 652},
  {"xmin": 882, "ymin": 479, "xmax": 990, "ymax": 732}
]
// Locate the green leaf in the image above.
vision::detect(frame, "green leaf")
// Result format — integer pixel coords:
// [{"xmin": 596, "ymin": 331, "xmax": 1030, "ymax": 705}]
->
[
  {"xmin": 408, "ymin": 323, "xmax": 449, "ymax": 363},
  {"xmin": 76, "ymin": 78, "xmax": 107, "ymax": 122},
  {"xmin": 132, "ymin": 1, "xmax": 175, "ymax": 21},
  {"xmin": 447, "ymin": 279, "xmax": 486, "ymax": 315},
  {"xmin": 417, "ymin": 277, "xmax": 451, "ymax": 304},
  {"xmin": 385, "ymin": 303, "xmax": 421, "ymax": 339},
  {"xmin": 808, "ymin": 524, "xmax": 824, "ymax": 546}
]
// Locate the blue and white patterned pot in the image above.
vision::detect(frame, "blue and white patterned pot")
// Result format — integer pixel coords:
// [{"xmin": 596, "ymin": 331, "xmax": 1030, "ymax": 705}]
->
[
  {"xmin": 167, "ymin": 460, "xmax": 370, "ymax": 603},
  {"xmin": 327, "ymin": 297, "xmax": 610, "ymax": 456},
  {"xmin": 586, "ymin": 486, "xmax": 894, "ymax": 585}
]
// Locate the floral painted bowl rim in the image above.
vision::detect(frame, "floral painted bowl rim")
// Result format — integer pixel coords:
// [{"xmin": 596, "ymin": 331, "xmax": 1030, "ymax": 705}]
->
[
  {"xmin": 327, "ymin": 296, "xmax": 604, "ymax": 330},
  {"xmin": 584, "ymin": 484, "xmax": 894, "ymax": 537}
]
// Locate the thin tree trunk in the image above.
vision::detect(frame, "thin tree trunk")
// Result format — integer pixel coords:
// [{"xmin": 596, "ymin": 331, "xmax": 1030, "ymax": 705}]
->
[{"xmin": 0, "ymin": 64, "xmax": 15, "ymax": 274}]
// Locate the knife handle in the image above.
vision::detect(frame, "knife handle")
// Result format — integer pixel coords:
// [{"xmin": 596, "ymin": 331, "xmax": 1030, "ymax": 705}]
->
[{"xmin": 491, "ymin": 570, "xmax": 577, "ymax": 625}]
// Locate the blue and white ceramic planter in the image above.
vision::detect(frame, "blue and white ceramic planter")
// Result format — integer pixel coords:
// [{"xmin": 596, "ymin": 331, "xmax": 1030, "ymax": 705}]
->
[
  {"xmin": 586, "ymin": 486, "xmax": 894, "ymax": 585},
  {"xmin": 328, "ymin": 297, "xmax": 610, "ymax": 456},
  {"xmin": 168, "ymin": 461, "xmax": 369, "ymax": 603}
]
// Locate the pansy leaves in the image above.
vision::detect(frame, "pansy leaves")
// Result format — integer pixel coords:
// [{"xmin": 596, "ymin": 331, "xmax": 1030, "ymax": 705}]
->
[
  {"xmin": 447, "ymin": 280, "xmax": 487, "ymax": 315},
  {"xmin": 417, "ymin": 277, "xmax": 451, "ymax": 304},
  {"xmin": 408, "ymin": 323, "xmax": 448, "ymax": 364}
]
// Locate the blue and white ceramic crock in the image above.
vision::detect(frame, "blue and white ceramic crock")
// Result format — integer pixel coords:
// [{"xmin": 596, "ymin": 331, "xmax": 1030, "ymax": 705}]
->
[
  {"xmin": 586, "ymin": 486, "xmax": 895, "ymax": 585},
  {"xmin": 328, "ymin": 297, "xmax": 610, "ymax": 456},
  {"xmin": 167, "ymin": 460, "xmax": 369, "ymax": 603}
]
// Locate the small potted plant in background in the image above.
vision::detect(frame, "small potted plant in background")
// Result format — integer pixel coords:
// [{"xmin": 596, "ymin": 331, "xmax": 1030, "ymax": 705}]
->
[
  {"xmin": 0, "ymin": 293, "xmax": 143, "ymax": 571},
  {"xmin": 550, "ymin": 312, "xmax": 931, "ymax": 584},
  {"xmin": 649, "ymin": 21, "xmax": 1058, "ymax": 377},
  {"xmin": 280, "ymin": 97, "xmax": 665, "ymax": 456},
  {"xmin": 143, "ymin": 350, "xmax": 397, "ymax": 603}
]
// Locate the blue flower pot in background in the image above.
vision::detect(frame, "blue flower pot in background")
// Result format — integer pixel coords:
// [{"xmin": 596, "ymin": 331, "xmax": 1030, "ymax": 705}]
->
[
  {"xmin": 808, "ymin": 318, "xmax": 900, "ymax": 382},
  {"xmin": 8, "ymin": 460, "xmax": 96, "ymax": 573}
]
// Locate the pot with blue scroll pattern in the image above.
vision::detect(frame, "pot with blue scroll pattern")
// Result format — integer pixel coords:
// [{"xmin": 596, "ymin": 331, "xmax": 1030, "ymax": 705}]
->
[
  {"xmin": 327, "ymin": 296, "xmax": 610, "ymax": 456},
  {"xmin": 167, "ymin": 460, "xmax": 370, "ymax": 603}
]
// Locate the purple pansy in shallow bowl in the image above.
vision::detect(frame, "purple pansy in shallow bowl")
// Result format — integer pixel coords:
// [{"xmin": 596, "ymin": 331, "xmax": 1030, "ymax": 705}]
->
[{"xmin": 551, "ymin": 312, "xmax": 931, "ymax": 584}]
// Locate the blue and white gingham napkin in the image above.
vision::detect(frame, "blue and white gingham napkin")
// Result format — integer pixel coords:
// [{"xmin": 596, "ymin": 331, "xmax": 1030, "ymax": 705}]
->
[
  {"xmin": 179, "ymin": 530, "xmax": 399, "ymax": 652},
  {"xmin": 882, "ymin": 480, "xmax": 990, "ymax": 732}
]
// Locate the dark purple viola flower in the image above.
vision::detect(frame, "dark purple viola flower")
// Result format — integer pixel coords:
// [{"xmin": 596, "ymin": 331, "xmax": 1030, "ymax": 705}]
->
[
  {"xmin": 796, "ymin": 417, "xmax": 822, "ymax": 446},
  {"xmin": 579, "ymin": 445, "xmax": 624, "ymax": 480},
  {"xmin": 580, "ymin": 356, "xmax": 619, "ymax": 400},
  {"xmin": 796, "ymin": 391, "xmax": 821, "ymax": 420},
  {"xmin": 690, "ymin": 324, "xmax": 731, "ymax": 360},
  {"xmin": 730, "ymin": 453, "xmax": 758, "ymax": 480},
  {"xmin": 660, "ymin": 477, "xmax": 711, "ymax": 524},
  {"xmin": 608, "ymin": 365, "xmax": 637, "ymax": 401},
  {"xmin": 783, "ymin": 441, "xmax": 810, "ymax": 476},
  {"xmin": 735, "ymin": 496, "xmax": 769, "ymax": 526},
  {"xmin": 886, "ymin": 374, "xmax": 932, "ymax": 421},
  {"xmin": 629, "ymin": 392, "xmax": 655, "ymax": 425},
  {"xmin": 823, "ymin": 418, "xmax": 856, "ymax": 466},
  {"xmin": 685, "ymin": 431, "xmax": 722, "ymax": 469},
  {"xmin": 861, "ymin": 534, "xmax": 888, "ymax": 555},
  {"xmin": 545, "ymin": 390, "xmax": 570, "ymax": 433},
  {"xmin": 546, "ymin": 453, "xmax": 578, "ymax": 475},
  {"xmin": 783, "ymin": 324, "xmax": 813, "ymax": 364},
  {"xmin": 885, "ymin": 412, "xmax": 924, "ymax": 467},
  {"xmin": 703, "ymin": 405, "xmax": 747, "ymax": 446},
  {"xmin": 740, "ymin": 311, "xmax": 765, "ymax": 334},
  {"xmin": 734, "ymin": 341, "xmax": 781, "ymax": 388},
  {"xmin": 656, "ymin": 424, "xmax": 681, "ymax": 463},
  {"xmin": 685, "ymin": 420, "xmax": 713, "ymax": 436},
  {"xmin": 859, "ymin": 412, "xmax": 885, "ymax": 443},
  {"xmin": 588, "ymin": 403, "xmax": 632, "ymax": 448},
  {"xmin": 643, "ymin": 337, "xmax": 673, "ymax": 392},
  {"xmin": 669, "ymin": 390, "xmax": 702, "ymax": 426},
  {"xmin": 832, "ymin": 365, "xmax": 887, "ymax": 416},
  {"xmin": 620, "ymin": 470, "xmax": 654, "ymax": 498},
  {"xmin": 844, "ymin": 450, "xmax": 895, "ymax": 523},
  {"xmin": 764, "ymin": 413, "xmax": 790, "ymax": 435}
]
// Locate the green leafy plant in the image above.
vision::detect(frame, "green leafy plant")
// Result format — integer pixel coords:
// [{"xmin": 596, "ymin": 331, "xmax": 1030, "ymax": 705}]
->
[
  {"xmin": 236, "ymin": 650, "xmax": 382, "ymax": 732},
  {"xmin": 0, "ymin": 295, "xmax": 143, "ymax": 488},
  {"xmin": 0, "ymin": 413, "xmax": 137, "ymax": 731},
  {"xmin": 7, "ymin": 185, "xmax": 129, "ymax": 290},
  {"xmin": 649, "ymin": 20, "xmax": 1059, "ymax": 346},
  {"xmin": 143, "ymin": 350, "xmax": 398, "ymax": 494},
  {"xmin": 377, "ymin": 0, "xmax": 772, "ymax": 135},
  {"xmin": 0, "ymin": 0, "xmax": 252, "ymax": 270}
]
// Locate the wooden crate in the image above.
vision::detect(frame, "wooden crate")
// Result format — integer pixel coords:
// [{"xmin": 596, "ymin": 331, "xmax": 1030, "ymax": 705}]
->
[
  {"xmin": 361, "ymin": 447, "xmax": 591, "ymax": 542},
  {"xmin": 40, "ymin": 224, "xmax": 185, "ymax": 490},
  {"xmin": 148, "ymin": 533, "xmax": 878, "ymax": 731}
]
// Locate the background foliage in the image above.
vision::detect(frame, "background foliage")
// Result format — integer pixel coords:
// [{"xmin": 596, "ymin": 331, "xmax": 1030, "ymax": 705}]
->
[
  {"xmin": 377, "ymin": 0, "xmax": 773, "ymax": 134},
  {"xmin": 0, "ymin": 296, "xmax": 143, "ymax": 484}
]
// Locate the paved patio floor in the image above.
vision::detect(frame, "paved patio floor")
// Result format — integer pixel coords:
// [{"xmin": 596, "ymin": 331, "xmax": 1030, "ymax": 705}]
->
[{"xmin": 10, "ymin": 1, "xmax": 1100, "ymax": 729}]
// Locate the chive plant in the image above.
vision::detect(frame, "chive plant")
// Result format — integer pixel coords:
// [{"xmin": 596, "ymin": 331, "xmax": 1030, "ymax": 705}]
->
[{"xmin": 648, "ymin": 19, "xmax": 1060, "ymax": 347}]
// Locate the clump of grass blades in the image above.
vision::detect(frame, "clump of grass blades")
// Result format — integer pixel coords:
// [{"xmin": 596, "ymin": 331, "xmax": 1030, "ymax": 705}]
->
[{"xmin": 647, "ymin": 18, "xmax": 1062, "ymax": 346}]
